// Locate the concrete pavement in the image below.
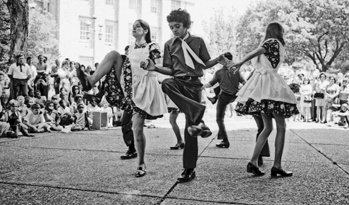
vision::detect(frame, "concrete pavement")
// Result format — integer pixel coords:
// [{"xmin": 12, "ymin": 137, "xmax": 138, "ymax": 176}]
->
[{"xmin": 0, "ymin": 114, "xmax": 349, "ymax": 204}]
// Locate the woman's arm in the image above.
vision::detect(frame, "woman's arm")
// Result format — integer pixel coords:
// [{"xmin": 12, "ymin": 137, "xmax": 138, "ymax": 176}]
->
[{"xmin": 230, "ymin": 47, "xmax": 266, "ymax": 69}]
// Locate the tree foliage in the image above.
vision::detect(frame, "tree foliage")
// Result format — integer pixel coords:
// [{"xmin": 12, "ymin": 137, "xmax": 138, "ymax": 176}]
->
[
  {"xmin": 0, "ymin": 0, "xmax": 11, "ymax": 71},
  {"xmin": 6, "ymin": 0, "xmax": 29, "ymax": 64},
  {"xmin": 202, "ymin": 6, "xmax": 237, "ymax": 57},
  {"xmin": 28, "ymin": 7, "xmax": 59, "ymax": 66},
  {"xmin": 234, "ymin": 0, "xmax": 349, "ymax": 72}
]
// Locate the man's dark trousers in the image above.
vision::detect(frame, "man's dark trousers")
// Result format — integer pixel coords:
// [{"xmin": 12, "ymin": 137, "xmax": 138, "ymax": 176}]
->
[
  {"xmin": 121, "ymin": 110, "xmax": 135, "ymax": 152},
  {"xmin": 216, "ymin": 92, "xmax": 237, "ymax": 141},
  {"xmin": 162, "ymin": 77, "xmax": 205, "ymax": 169}
]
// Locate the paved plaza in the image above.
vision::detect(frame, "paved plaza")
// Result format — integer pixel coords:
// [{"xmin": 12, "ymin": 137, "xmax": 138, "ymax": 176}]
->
[{"xmin": 0, "ymin": 105, "xmax": 349, "ymax": 204}]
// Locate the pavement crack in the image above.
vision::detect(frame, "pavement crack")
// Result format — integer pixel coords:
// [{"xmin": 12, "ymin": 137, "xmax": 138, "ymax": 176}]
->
[
  {"xmin": 0, "ymin": 180, "xmax": 163, "ymax": 200},
  {"xmin": 290, "ymin": 129, "xmax": 349, "ymax": 175}
]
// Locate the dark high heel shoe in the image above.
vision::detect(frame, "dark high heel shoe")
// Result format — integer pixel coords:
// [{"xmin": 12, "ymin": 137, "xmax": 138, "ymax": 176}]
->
[
  {"xmin": 271, "ymin": 167, "xmax": 293, "ymax": 177},
  {"xmin": 170, "ymin": 143, "xmax": 185, "ymax": 150},
  {"xmin": 216, "ymin": 141, "xmax": 230, "ymax": 148},
  {"xmin": 135, "ymin": 164, "xmax": 146, "ymax": 177},
  {"xmin": 247, "ymin": 162, "xmax": 265, "ymax": 176}
]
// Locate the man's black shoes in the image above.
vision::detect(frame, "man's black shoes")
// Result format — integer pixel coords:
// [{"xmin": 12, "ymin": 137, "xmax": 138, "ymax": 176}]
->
[
  {"xmin": 177, "ymin": 168, "xmax": 196, "ymax": 183},
  {"xmin": 120, "ymin": 150, "xmax": 137, "ymax": 160}
]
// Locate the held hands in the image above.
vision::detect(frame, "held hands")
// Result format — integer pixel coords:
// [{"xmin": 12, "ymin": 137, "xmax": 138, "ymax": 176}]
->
[
  {"xmin": 217, "ymin": 54, "xmax": 230, "ymax": 66},
  {"xmin": 227, "ymin": 62, "xmax": 242, "ymax": 72},
  {"xmin": 140, "ymin": 59, "xmax": 156, "ymax": 71}
]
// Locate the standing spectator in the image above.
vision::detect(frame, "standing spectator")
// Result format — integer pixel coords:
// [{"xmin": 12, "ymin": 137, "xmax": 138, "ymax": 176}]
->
[
  {"xmin": 338, "ymin": 78, "xmax": 349, "ymax": 105},
  {"xmin": 325, "ymin": 76, "xmax": 340, "ymax": 125},
  {"xmin": 315, "ymin": 73, "xmax": 329, "ymax": 123},
  {"xmin": 34, "ymin": 55, "xmax": 49, "ymax": 97},
  {"xmin": 8, "ymin": 54, "xmax": 32, "ymax": 98},
  {"xmin": 0, "ymin": 72, "xmax": 10, "ymax": 99},
  {"xmin": 26, "ymin": 56, "xmax": 37, "ymax": 93},
  {"xmin": 51, "ymin": 59, "xmax": 60, "ymax": 94},
  {"xmin": 299, "ymin": 78, "xmax": 313, "ymax": 122}
]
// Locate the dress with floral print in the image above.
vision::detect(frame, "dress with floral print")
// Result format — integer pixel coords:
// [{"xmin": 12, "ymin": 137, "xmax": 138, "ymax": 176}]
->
[
  {"xmin": 235, "ymin": 39, "xmax": 299, "ymax": 118},
  {"xmin": 103, "ymin": 43, "xmax": 162, "ymax": 119}
]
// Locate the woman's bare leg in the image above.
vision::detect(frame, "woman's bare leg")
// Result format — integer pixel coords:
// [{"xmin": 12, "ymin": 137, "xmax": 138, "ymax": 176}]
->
[
  {"xmin": 87, "ymin": 51, "xmax": 124, "ymax": 85},
  {"xmin": 250, "ymin": 113, "xmax": 273, "ymax": 166},
  {"xmin": 169, "ymin": 111, "xmax": 183, "ymax": 145},
  {"xmin": 133, "ymin": 113, "xmax": 146, "ymax": 166},
  {"xmin": 273, "ymin": 113, "xmax": 286, "ymax": 169}
]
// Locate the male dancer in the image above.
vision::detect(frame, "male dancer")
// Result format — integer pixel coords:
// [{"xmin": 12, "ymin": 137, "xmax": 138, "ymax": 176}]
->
[
  {"xmin": 146, "ymin": 9, "xmax": 224, "ymax": 183},
  {"xmin": 202, "ymin": 52, "xmax": 246, "ymax": 148}
]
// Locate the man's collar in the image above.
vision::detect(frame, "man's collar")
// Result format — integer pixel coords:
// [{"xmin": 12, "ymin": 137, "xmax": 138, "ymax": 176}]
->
[{"xmin": 170, "ymin": 32, "xmax": 194, "ymax": 45}]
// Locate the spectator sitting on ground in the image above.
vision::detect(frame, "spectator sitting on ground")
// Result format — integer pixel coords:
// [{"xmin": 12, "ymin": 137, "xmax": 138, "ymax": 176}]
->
[
  {"xmin": 57, "ymin": 99, "xmax": 71, "ymax": 115},
  {"xmin": 43, "ymin": 101, "xmax": 63, "ymax": 131},
  {"xmin": 71, "ymin": 103, "xmax": 92, "ymax": 131},
  {"xmin": 24, "ymin": 103, "xmax": 51, "ymax": 133},
  {"xmin": 331, "ymin": 103, "xmax": 349, "ymax": 128},
  {"xmin": 34, "ymin": 90, "xmax": 47, "ymax": 108},
  {"xmin": 16, "ymin": 96, "xmax": 29, "ymax": 120},
  {"xmin": 51, "ymin": 94, "xmax": 60, "ymax": 110},
  {"xmin": 87, "ymin": 96, "xmax": 101, "ymax": 118},
  {"xmin": 2, "ymin": 100, "xmax": 32, "ymax": 138},
  {"xmin": 71, "ymin": 94, "xmax": 86, "ymax": 113},
  {"xmin": 59, "ymin": 89, "xmax": 70, "ymax": 107},
  {"xmin": 69, "ymin": 85, "xmax": 81, "ymax": 105}
]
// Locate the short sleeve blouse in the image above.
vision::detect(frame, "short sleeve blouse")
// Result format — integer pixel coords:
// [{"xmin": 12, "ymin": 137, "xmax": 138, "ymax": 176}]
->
[{"xmin": 261, "ymin": 39, "xmax": 281, "ymax": 69}]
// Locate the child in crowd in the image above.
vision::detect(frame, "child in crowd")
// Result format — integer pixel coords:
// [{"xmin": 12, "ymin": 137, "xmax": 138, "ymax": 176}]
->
[
  {"xmin": 24, "ymin": 103, "xmax": 51, "ymax": 133},
  {"xmin": 2, "ymin": 100, "xmax": 32, "ymax": 138},
  {"xmin": 100, "ymin": 101, "xmax": 113, "ymax": 128},
  {"xmin": 58, "ymin": 99, "xmax": 74, "ymax": 127},
  {"xmin": 57, "ymin": 99, "xmax": 71, "ymax": 115},
  {"xmin": 87, "ymin": 96, "xmax": 101, "ymax": 119},
  {"xmin": 17, "ymin": 96, "xmax": 29, "ymax": 121},
  {"xmin": 43, "ymin": 101, "xmax": 63, "ymax": 131},
  {"xmin": 331, "ymin": 103, "xmax": 349, "ymax": 127},
  {"xmin": 71, "ymin": 103, "xmax": 92, "ymax": 131},
  {"xmin": 71, "ymin": 95, "xmax": 85, "ymax": 113},
  {"xmin": 51, "ymin": 94, "xmax": 60, "ymax": 110},
  {"xmin": 35, "ymin": 90, "xmax": 47, "ymax": 108},
  {"xmin": 26, "ymin": 97, "xmax": 36, "ymax": 109}
]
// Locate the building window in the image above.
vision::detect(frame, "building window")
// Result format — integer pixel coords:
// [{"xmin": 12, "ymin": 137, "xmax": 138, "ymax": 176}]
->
[
  {"xmin": 151, "ymin": 0, "xmax": 159, "ymax": 13},
  {"xmin": 129, "ymin": 0, "xmax": 137, "ymax": 10},
  {"xmin": 80, "ymin": 22, "xmax": 90, "ymax": 40},
  {"xmin": 105, "ymin": 25, "xmax": 114, "ymax": 43},
  {"xmin": 151, "ymin": 27, "xmax": 159, "ymax": 42},
  {"xmin": 171, "ymin": 0, "xmax": 180, "ymax": 10},
  {"xmin": 106, "ymin": 0, "xmax": 114, "ymax": 5},
  {"xmin": 129, "ymin": 23, "xmax": 135, "ymax": 45}
]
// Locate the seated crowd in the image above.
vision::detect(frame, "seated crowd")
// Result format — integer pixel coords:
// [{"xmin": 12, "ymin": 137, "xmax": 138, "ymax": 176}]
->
[{"xmin": 0, "ymin": 55, "xmax": 120, "ymax": 138}]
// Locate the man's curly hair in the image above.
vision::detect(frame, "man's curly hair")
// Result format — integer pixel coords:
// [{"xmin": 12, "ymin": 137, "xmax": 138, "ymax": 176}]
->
[{"xmin": 167, "ymin": 9, "xmax": 191, "ymax": 28}]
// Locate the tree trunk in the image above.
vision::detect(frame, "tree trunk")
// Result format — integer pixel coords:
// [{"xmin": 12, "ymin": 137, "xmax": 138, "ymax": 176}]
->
[{"xmin": 6, "ymin": 0, "xmax": 28, "ymax": 64}]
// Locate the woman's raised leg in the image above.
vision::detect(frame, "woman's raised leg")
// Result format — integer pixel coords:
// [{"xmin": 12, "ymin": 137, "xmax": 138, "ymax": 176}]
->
[{"xmin": 76, "ymin": 51, "xmax": 124, "ymax": 90}]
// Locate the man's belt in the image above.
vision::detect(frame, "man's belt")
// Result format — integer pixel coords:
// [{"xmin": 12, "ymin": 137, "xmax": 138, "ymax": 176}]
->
[{"xmin": 174, "ymin": 76, "xmax": 198, "ymax": 81}]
